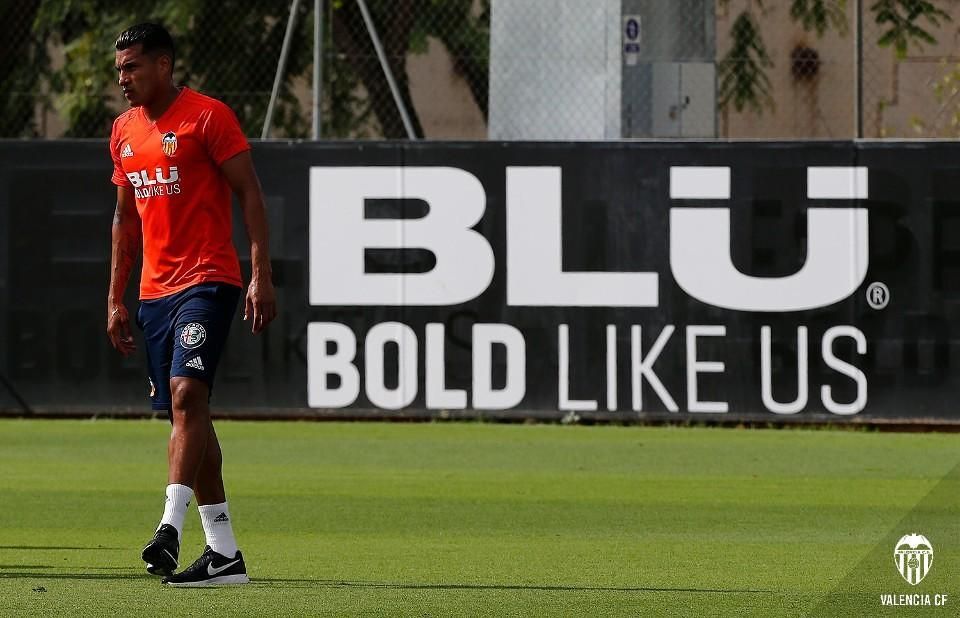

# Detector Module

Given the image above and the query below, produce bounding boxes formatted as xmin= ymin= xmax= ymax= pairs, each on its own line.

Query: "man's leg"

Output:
xmin=160 ymin=284 xmax=248 ymax=585
xmin=163 ymin=417 xmax=248 ymax=586
xmin=194 ymin=423 xmax=240 ymax=559
xmin=168 ymin=376 xmax=211 ymax=486
xmin=138 ymin=297 xmax=187 ymax=577
xmin=194 ymin=422 xmax=225 ymax=504
xmin=145 ymin=376 xmax=210 ymax=571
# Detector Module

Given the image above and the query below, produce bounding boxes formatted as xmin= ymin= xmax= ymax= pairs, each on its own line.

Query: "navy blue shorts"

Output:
xmin=136 ymin=282 xmax=242 ymax=413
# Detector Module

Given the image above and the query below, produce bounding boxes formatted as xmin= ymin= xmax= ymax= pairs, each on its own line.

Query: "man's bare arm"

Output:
xmin=107 ymin=185 xmax=141 ymax=356
xmin=220 ymin=150 xmax=277 ymax=333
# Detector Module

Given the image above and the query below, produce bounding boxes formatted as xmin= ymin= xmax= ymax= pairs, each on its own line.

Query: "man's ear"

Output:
xmin=158 ymin=54 xmax=173 ymax=79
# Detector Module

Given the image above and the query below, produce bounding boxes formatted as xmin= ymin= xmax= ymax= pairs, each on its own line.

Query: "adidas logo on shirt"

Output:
xmin=214 ymin=512 xmax=229 ymax=523
xmin=120 ymin=143 xmax=134 ymax=158
xmin=186 ymin=357 xmax=205 ymax=371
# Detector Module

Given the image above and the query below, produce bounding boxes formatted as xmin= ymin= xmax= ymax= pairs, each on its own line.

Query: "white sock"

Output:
xmin=199 ymin=502 xmax=239 ymax=558
xmin=158 ymin=483 xmax=193 ymax=541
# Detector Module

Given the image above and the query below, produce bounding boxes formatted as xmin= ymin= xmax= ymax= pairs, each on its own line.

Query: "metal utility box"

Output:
xmin=621 ymin=0 xmax=716 ymax=137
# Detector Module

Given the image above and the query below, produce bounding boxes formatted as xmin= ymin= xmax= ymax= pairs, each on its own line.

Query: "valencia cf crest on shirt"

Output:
xmin=161 ymin=131 xmax=178 ymax=156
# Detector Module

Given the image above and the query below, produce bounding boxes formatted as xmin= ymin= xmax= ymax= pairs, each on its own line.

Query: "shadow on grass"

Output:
xmin=0 ymin=546 xmax=123 ymax=551
xmin=0 ymin=572 xmax=150 ymax=581
xmin=252 ymin=579 xmax=773 ymax=595
xmin=0 ymin=572 xmax=771 ymax=594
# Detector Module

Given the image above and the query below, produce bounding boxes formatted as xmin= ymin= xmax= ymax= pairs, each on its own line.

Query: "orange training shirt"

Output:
xmin=110 ymin=87 xmax=249 ymax=300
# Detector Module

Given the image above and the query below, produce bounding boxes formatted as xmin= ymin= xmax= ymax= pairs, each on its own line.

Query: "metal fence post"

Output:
xmin=313 ymin=0 xmax=324 ymax=140
xmin=356 ymin=0 xmax=417 ymax=139
xmin=263 ymin=0 xmax=302 ymax=139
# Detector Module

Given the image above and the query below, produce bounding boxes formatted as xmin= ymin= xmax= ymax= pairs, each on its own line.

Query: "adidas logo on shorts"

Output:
xmin=186 ymin=357 xmax=205 ymax=371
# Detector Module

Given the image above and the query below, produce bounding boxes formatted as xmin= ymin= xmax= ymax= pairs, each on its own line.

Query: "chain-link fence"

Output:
xmin=3 ymin=0 xmax=960 ymax=140
xmin=719 ymin=0 xmax=960 ymax=140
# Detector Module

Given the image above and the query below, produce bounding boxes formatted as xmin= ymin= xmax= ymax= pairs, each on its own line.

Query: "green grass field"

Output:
xmin=0 ymin=419 xmax=957 ymax=616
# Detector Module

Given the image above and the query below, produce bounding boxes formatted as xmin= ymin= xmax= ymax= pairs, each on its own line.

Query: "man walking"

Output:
xmin=106 ymin=23 xmax=276 ymax=586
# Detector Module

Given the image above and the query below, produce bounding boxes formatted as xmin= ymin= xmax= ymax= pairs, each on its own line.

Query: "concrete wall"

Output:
xmin=717 ymin=2 xmax=960 ymax=138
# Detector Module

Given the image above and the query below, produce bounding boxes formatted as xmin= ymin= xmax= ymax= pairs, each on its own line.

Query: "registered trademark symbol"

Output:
xmin=866 ymin=282 xmax=889 ymax=310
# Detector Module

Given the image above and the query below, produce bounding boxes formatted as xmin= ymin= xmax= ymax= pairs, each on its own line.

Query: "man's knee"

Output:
xmin=170 ymin=377 xmax=209 ymax=415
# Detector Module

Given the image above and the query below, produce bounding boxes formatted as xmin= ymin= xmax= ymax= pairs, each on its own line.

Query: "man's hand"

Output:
xmin=221 ymin=151 xmax=277 ymax=335
xmin=107 ymin=303 xmax=136 ymax=356
xmin=108 ymin=185 xmax=140 ymax=357
xmin=244 ymin=274 xmax=277 ymax=334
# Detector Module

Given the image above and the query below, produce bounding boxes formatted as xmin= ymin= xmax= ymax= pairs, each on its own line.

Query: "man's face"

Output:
xmin=115 ymin=45 xmax=169 ymax=107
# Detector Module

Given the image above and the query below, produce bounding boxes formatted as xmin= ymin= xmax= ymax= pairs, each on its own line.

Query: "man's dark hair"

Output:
xmin=116 ymin=23 xmax=175 ymax=69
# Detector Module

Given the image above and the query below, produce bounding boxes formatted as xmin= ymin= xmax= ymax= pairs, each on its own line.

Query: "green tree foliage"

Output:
xmin=718 ymin=11 xmax=773 ymax=113
xmin=909 ymin=59 xmax=960 ymax=136
xmin=0 ymin=0 xmax=312 ymax=138
xmin=0 ymin=2 xmax=42 ymax=136
xmin=872 ymin=0 xmax=950 ymax=57
xmin=791 ymin=0 xmax=848 ymax=36
xmin=0 ymin=0 xmax=490 ymax=138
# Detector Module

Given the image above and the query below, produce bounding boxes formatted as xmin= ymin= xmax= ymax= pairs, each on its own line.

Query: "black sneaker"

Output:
xmin=162 ymin=546 xmax=249 ymax=587
xmin=141 ymin=524 xmax=179 ymax=576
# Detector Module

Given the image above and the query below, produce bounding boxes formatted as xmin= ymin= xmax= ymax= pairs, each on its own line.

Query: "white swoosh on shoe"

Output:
xmin=207 ymin=559 xmax=241 ymax=577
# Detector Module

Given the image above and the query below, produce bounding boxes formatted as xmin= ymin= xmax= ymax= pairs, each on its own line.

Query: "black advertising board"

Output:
xmin=0 ymin=141 xmax=955 ymax=422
